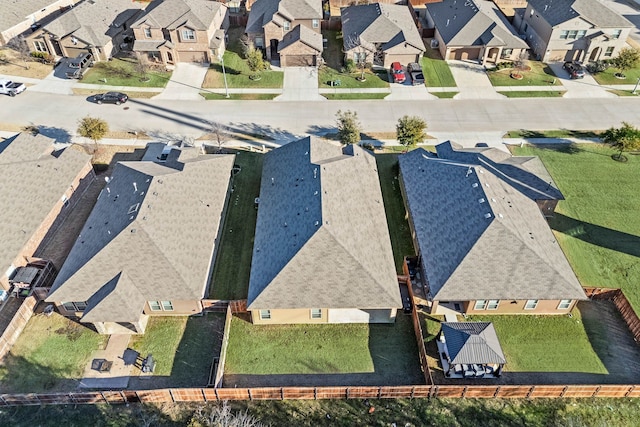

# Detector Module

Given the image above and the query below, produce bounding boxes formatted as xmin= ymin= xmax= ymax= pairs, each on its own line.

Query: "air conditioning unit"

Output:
xmin=430 ymin=39 xmax=439 ymax=48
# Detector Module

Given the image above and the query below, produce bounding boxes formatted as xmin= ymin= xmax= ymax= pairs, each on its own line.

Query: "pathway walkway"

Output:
xmin=79 ymin=334 xmax=132 ymax=389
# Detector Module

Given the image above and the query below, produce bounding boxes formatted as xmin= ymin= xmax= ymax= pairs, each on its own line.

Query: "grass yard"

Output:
xmin=375 ymin=154 xmax=417 ymax=272
xmin=431 ymin=91 xmax=458 ymax=98
xmin=505 ymin=129 xmax=601 ymax=139
xmin=498 ymin=90 xmax=566 ymax=98
xmin=203 ymin=28 xmax=284 ymax=89
xmin=128 ymin=313 xmax=224 ymax=388
xmin=607 ymin=89 xmax=638 ymax=97
xmin=488 ymin=61 xmax=560 ymax=86
xmin=200 ymin=92 xmax=278 ymax=100
xmin=72 ymin=88 xmax=160 ymax=98
xmin=225 ymin=314 xmax=422 ymax=385
xmin=420 ymin=47 xmax=456 ymax=87
xmin=512 ymin=144 xmax=640 ymax=311
xmin=591 ymin=66 xmax=640 ymax=85
xmin=0 ymin=48 xmax=54 ymax=79
xmin=322 ymin=92 xmax=388 ymax=100
xmin=468 ymin=310 xmax=607 ymax=374
xmin=0 ymin=313 xmax=107 ymax=393
xmin=82 ymin=58 xmax=171 ymax=87
xmin=209 ymin=151 xmax=263 ymax=299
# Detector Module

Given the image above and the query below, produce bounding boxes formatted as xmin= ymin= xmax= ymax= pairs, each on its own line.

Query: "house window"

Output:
xmin=487 ymin=300 xmax=500 ymax=310
xmin=182 ymin=29 xmax=196 ymax=41
xmin=312 ymin=19 xmax=319 ymax=29
xmin=612 ymin=29 xmax=622 ymax=39
xmin=149 ymin=301 xmax=162 ymax=311
xmin=260 ymin=309 xmax=271 ymax=320
xmin=167 ymin=52 xmax=173 ymax=62
xmin=501 ymin=48 xmax=513 ymax=59
xmin=559 ymin=30 xmax=568 ymax=40
xmin=605 ymin=46 xmax=615 ymax=57
xmin=62 ymin=301 xmax=87 ymax=311
xmin=311 ymin=308 xmax=322 ymax=319
xmin=144 ymin=27 xmax=152 ymax=38
xmin=353 ymin=52 xmax=366 ymax=63
xmin=525 ymin=299 xmax=538 ymax=310
xmin=34 ymin=40 xmax=47 ymax=52
xmin=283 ymin=21 xmax=290 ymax=31
xmin=161 ymin=301 xmax=174 ymax=311
xmin=558 ymin=300 xmax=572 ymax=310
xmin=576 ymin=30 xmax=586 ymax=39
xmin=474 ymin=300 xmax=487 ymax=310
xmin=255 ymin=36 xmax=264 ymax=48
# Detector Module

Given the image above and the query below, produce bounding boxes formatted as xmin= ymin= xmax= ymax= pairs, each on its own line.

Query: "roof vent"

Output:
xmin=133 ymin=182 xmax=138 ymax=192
xmin=484 ymin=213 xmax=492 ymax=219
xmin=472 ymin=182 xmax=478 ymax=188
xmin=128 ymin=203 xmax=140 ymax=214
xmin=131 ymin=228 xmax=136 ymax=233
xmin=478 ymin=198 xmax=485 ymax=203
xmin=498 ymin=213 xmax=503 ymax=218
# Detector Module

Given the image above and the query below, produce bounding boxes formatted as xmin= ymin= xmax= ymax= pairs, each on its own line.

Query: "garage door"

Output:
xmin=328 ymin=309 xmax=394 ymax=323
xmin=449 ymin=48 xmax=480 ymax=61
xmin=177 ymin=50 xmax=207 ymax=63
xmin=282 ymin=54 xmax=315 ymax=67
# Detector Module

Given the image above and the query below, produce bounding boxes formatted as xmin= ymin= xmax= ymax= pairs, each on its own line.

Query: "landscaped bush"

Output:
xmin=494 ymin=61 xmax=513 ymax=70
xmin=587 ymin=60 xmax=609 ymax=74
xmin=344 ymin=58 xmax=356 ymax=73
xmin=30 ymin=51 xmax=54 ymax=64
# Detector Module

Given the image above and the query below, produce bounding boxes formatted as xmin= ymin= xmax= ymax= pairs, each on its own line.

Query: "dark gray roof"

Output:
xmin=246 ymin=0 xmax=322 ymax=34
xmin=398 ymin=145 xmax=586 ymax=302
xmin=442 ymin=322 xmax=506 ymax=364
xmin=47 ymin=145 xmax=235 ymax=324
xmin=0 ymin=133 xmax=90 ymax=279
xmin=341 ymin=4 xmax=424 ymax=53
xmin=528 ymin=0 xmax=632 ymax=28
xmin=0 ymin=0 xmax=79 ymax=33
xmin=278 ymin=24 xmax=322 ymax=53
xmin=43 ymin=0 xmax=144 ymax=47
xmin=132 ymin=0 xmax=225 ymax=31
xmin=427 ymin=0 xmax=527 ymax=48
xmin=247 ymin=137 xmax=400 ymax=310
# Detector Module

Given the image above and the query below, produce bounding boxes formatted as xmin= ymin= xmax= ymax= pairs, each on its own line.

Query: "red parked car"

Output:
xmin=390 ymin=62 xmax=406 ymax=83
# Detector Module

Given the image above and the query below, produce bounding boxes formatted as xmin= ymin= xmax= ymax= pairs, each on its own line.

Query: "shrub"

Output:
xmin=495 ymin=61 xmax=513 ymax=70
xmin=30 ymin=51 xmax=54 ymax=64
xmin=586 ymin=60 xmax=608 ymax=74
xmin=344 ymin=58 xmax=356 ymax=73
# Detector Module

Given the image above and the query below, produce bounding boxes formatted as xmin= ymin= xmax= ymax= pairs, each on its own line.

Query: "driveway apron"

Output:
xmin=275 ymin=66 xmax=325 ymax=101
xmin=447 ymin=60 xmax=505 ymax=99
xmin=29 ymin=70 xmax=76 ymax=95
xmin=153 ymin=62 xmax=209 ymax=101
xmin=547 ymin=62 xmax=616 ymax=98
xmin=387 ymin=71 xmax=438 ymax=100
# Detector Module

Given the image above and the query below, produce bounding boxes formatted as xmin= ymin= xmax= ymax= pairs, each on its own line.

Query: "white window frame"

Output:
xmin=149 ymin=301 xmax=162 ymax=311
xmin=312 ymin=19 xmax=319 ymax=29
xmin=487 ymin=300 xmax=500 ymax=310
xmin=144 ymin=27 xmax=152 ymax=38
xmin=559 ymin=30 xmax=568 ymax=40
xmin=576 ymin=30 xmax=586 ymax=39
xmin=310 ymin=308 xmax=322 ymax=319
xmin=182 ymin=29 xmax=196 ymax=41
xmin=260 ymin=309 xmax=271 ymax=320
xmin=283 ymin=21 xmax=290 ymax=31
xmin=605 ymin=46 xmax=614 ymax=57
xmin=161 ymin=300 xmax=174 ymax=311
xmin=34 ymin=40 xmax=47 ymax=52
xmin=612 ymin=29 xmax=622 ymax=39
xmin=525 ymin=299 xmax=538 ymax=310
xmin=557 ymin=300 xmax=572 ymax=310
xmin=474 ymin=300 xmax=487 ymax=310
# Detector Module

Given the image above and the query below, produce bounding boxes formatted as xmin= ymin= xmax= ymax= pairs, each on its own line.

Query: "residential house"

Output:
xmin=247 ymin=137 xmax=401 ymax=324
xmin=46 ymin=144 xmax=235 ymax=334
xmin=425 ymin=0 xmax=528 ymax=65
xmin=514 ymin=0 xmax=633 ymax=62
xmin=0 ymin=0 xmax=79 ymax=46
xmin=0 ymin=133 xmax=94 ymax=291
xmin=277 ymin=22 xmax=323 ymax=66
xmin=341 ymin=3 xmax=425 ymax=68
xmin=25 ymin=0 xmax=145 ymax=61
xmin=131 ymin=0 xmax=229 ymax=66
xmin=245 ymin=0 xmax=322 ymax=63
xmin=398 ymin=142 xmax=587 ymax=316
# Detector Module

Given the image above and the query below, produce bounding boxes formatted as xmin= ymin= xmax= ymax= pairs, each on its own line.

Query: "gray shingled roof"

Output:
xmin=427 ymin=0 xmax=527 ymax=48
xmin=43 ymin=0 xmax=144 ymax=47
xmin=47 ymin=146 xmax=235 ymax=324
xmin=132 ymin=0 xmax=224 ymax=31
xmin=0 ymin=133 xmax=91 ymax=280
xmin=528 ymin=0 xmax=632 ymax=28
xmin=0 ymin=0 xmax=76 ymax=33
xmin=278 ymin=24 xmax=322 ymax=53
xmin=246 ymin=0 xmax=322 ymax=34
xmin=442 ymin=322 xmax=506 ymax=364
xmin=398 ymin=146 xmax=586 ymax=302
xmin=247 ymin=137 xmax=400 ymax=310
xmin=341 ymin=4 xmax=425 ymax=53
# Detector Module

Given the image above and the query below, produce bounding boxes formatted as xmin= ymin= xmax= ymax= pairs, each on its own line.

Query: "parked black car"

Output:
xmin=563 ymin=61 xmax=585 ymax=79
xmin=93 ymin=92 xmax=128 ymax=105
xmin=64 ymin=52 xmax=94 ymax=79
xmin=407 ymin=62 xmax=425 ymax=85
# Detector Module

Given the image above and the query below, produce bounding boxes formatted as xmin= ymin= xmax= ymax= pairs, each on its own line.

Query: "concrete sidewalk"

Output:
xmin=78 ymin=334 xmax=132 ymax=389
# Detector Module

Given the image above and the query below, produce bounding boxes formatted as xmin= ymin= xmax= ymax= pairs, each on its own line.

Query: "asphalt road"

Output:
xmin=2 ymin=91 xmax=639 ymax=141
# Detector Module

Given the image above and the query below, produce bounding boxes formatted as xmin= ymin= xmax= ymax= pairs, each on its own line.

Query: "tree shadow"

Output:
xmin=530 ymin=142 xmax=583 ymax=154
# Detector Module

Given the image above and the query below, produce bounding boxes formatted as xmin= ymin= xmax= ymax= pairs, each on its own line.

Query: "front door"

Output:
xmin=51 ymin=39 xmax=63 ymax=56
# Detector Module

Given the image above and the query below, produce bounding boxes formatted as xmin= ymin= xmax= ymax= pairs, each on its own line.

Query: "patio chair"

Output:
xmin=453 ymin=364 xmax=463 ymax=376
xmin=462 ymin=364 xmax=475 ymax=378
xmin=473 ymin=364 xmax=486 ymax=377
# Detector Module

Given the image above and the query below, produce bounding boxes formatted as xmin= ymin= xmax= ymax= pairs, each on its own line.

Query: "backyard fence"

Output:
xmin=210 ymin=305 xmax=233 ymax=388
xmin=2 ymin=384 xmax=640 ymax=406
xmin=0 ymin=295 xmax=38 ymax=360
xmin=584 ymin=287 xmax=640 ymax=343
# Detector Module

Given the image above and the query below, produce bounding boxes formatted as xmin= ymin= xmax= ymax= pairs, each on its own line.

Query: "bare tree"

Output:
xmin=239 ymin=34 xmax=254 ymax=59
xmin=190 ymin=402 xmax=265 ymax=427
xmin=7 ymin=35 xmax=31 ymax=69
xmin=135 ymin=54 xmax=151 ymax=82
xmin=343 ymin=34 xmax=371 ymax=81
xmin=209 ymin=121 xmax=230 ymax=153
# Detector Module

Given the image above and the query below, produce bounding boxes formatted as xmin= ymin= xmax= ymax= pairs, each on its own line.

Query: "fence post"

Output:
xmin=100 ymin=391 xmax=108 ymax=404
xmin=560 ymin=386 xmax=568 ymax=397
xmin=201 ymin=389 xmax=207 ymax=402
xmin=410 ymin=387 xmax=415 ymax=399
xmin=120 ymin=391 xmax=127 ymax=403
xmin=493 ymin=386 xmax=501 ymax=398
xmin=592 ymin=386 xmax=602 ymax=398
xmin=461 ymin=386 xmax=468 ymax=398
xmin=346 ymin=387 xmax=350 ymax=399
xmin=314 ymin=388 xmax=318 ymax=400
xmin=377 ymin=387 xmax=381 ymax=399
xmin=280 ymin=388 xmax=284 ymax=400
xmin=625 ymin=385 xmax=636 ymax=397
xmin=168 ymin=389 xmax=175 ymax=403
xmin=214 ymin=388 xmax=220 ymax=400
xmin=248 ymin=389 xmax=253 ymax=401
xmin=526 ymin=385 xmax=535 ymax=399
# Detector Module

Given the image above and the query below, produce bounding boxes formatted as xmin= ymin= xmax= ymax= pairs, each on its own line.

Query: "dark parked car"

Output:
xmin=407 ymin=62 xmax=425 ymax=85
xmin=390 ymin=61 xmax=406 ymax=84
xmin=93 ymin=92 xmax=128 ymax=105
xmin=563 ymin=61 xmax=585 ymax=79
xmin=65 ymin=52 xmax=94 ymax=79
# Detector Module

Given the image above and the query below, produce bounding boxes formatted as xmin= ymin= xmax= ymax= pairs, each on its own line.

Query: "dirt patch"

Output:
xmin=0 ymin=48 xmax=54 ymax=79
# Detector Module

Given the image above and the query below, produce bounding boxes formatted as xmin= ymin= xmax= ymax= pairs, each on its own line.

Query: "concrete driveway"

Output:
xmin=275 ymin=66 xmax=325 ymax=101
xmin=387 ymin=70 xmax=437 ymax=100
xmin=447 ymin=60 xmax=505 ymax=100
xmin=547 ymin=62 xmax=616 ymax=98
xmin=153 ymin=62 xmax=209 ymax=101
xmin=28 ymin=70 xmax=76 ymax=95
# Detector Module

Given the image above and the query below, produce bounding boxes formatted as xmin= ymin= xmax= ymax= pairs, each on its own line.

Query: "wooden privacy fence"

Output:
xmin=211 ymin=305 xmax=233 ymax=387
xmin=0 ymin=295 xmax=38 ymax=360
xmin=584 ymin=287 xmax=640 ymax=343
xmin=2 ymin=384 xmax=640 ymax=406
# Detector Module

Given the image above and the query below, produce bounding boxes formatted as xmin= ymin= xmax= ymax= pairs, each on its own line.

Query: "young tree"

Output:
xmin=77 ymin=116 xmax=109 ymax=152
xmin=209 ymin=121 xmax=230 ymax=153
xmin=7 ymin=35 xmax=31 ymax=69
xmin=609 ymin=47 xmax=640 ymax=74
xmin=343 ymin=34 xmax=370 ymax=81
xmin=396 ymin=115 xmax=427 ymax=151
xmin=601 ymin=121 xmax=640 ymax=161
xmin=135 ymin=55 xmax=151 ymax=82
xmin=335 ymin=109 xmax=361 ymax=145
xmin=246 ymin=47 xmax=268 ymax=80
xmin=239 ymin=34 xmax=254 ymax=59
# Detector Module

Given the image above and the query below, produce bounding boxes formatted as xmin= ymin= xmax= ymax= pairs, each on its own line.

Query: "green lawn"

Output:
xmin=591 ymin=66 xmax=640 ymax=85
xmin=322 ymin=92 xmax=388 ymax=100
xmin=431 ymin=91 xmax=458 ymax=98
xmin=512 ymin=144 xmax=640 ymax=311
xmin=209 ymin=151 xmax=263 ymax=299
xmin=420 ymin=47 xmax=456 ymax=87
xmin=200 ymin=92 xmax=278 ymax=100
xmin=375 ymin=154 xmax=416 ymax=272
xmin=82 ymin=58 xmax=171 ymax=87
xmin=505 ymin=129 xmax=601 ymax=139
xmin=128 ymin=313 xmax=224 ymax=387
xmin=0 ymin=314 xmax=107 ymax=392
xmin=468 ymin=310 xmax=607 ymax=373
xmin=488 ymin=61 xmax=560 ymax=86
xmin=203 ymin=28 xmax=284 ymax=89
xmin=498 ymin=90 xmax=565 ymax=98
xmin=225 ymin=315 xmax=422 ymax=384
